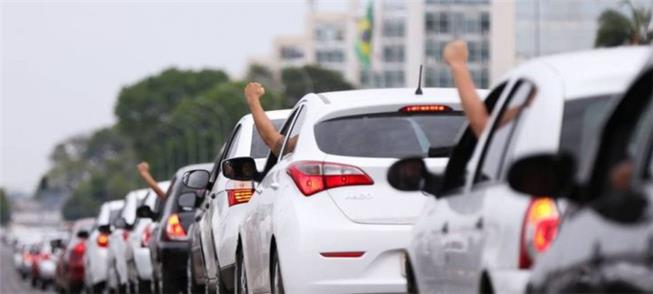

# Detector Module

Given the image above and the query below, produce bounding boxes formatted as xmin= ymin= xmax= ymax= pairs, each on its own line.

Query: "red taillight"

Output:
xmin=97 ymin=233 xmax=109 ymax=248
xmin=227 ymin=189 xmax=254 ymax=206
xmin=320 ymin=251 xmax=365 ymax=258
xmin=40 ymin=253 xmax=50 ymax=260
xmin=122 ymin=230 xmax=129 ymax=241
xmin=400 ymin=105 xmax=452 ymax=113
xmin=141 ymin=224 xmax=152 ymax=247
xmin=287 ymin=161 xmax=374 ymax=196
xmin=165 ymin=214 xmax=187 ymax=240
xmin=72 ymin=242 xmax=85 ymax=256
xmin=519 ymin=198 xmax=559 ymax=269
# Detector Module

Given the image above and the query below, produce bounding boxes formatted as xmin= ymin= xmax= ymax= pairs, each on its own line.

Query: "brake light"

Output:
xmin=287 ymin=161 xmax=374 ymax=196
xmin=165 ymin=214 xmax=187 ymax=240
xmin=320 ymin=251 xmax=365 ymax=258
xmin=227 ymin=189 xmax=254 ymax=206
xmin=141 ymin=224 xmax=152 ymax=247
xmin=97 ymin=233 xmax=109 ymax=248
xmin=519 ymin=198 xmax=559 ymax=269
xmin=41 ymin=253 xmax=50 ymax=260
xmin=122 ymin=230 xmax=129 ymax=241
xmin=72 ymin=242 xmax=85 ymax=255
xmin=400 ymin=105 xmax=452 ymax=113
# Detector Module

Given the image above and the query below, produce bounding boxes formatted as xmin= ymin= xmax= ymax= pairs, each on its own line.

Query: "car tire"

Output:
xmin=161 ymin=266 xmax=183 ymax=294
xmin=137 ymin=279 xmax=152 ymax=294
xmin=406 ymin=259 xmax=418 ymax=294
xmin=214 ymin=258 xmax=232 ymax=294
xmin=234 ymin=246 xmax=247 ymax=294
xmin=270 ymin=250 xmax=285 ymax=294
xmin=187 ymin=257 xmax=204 ymax=294
xmin=31 ymin=277 xmax=38 ymax=288
xmin=40 ymin=279 xmax=48 ymax=290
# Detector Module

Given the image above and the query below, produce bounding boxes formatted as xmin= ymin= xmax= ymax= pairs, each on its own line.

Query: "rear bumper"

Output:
xmin=490 ymin=269 xmax=530 ymax=294
xmin=38 ymin=261 xmax=57 ymax=279
xmin=133 ymin=246 xmax=153 ymax=280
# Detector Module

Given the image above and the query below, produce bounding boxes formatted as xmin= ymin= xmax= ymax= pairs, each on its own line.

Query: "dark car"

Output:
xmin=137 ymin=163 xmax=212 ymax=294
xmin=508 ymin=53 xmax=653 ymax=293
xmin=54 ymin=218 xmax=94 ymax=294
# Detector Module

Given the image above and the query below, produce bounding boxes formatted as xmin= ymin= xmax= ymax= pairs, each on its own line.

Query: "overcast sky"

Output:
xmin=1 ymin=0 xmax=348 ymax=193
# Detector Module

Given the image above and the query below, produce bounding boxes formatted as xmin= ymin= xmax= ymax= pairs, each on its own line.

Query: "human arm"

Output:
xmin=443 ymin=40 xmax=488 ymax=137
xmin=137 ymin=162 xmax=166 ymax=199
xmin=244 ymin=82 xmax=285 ymax=155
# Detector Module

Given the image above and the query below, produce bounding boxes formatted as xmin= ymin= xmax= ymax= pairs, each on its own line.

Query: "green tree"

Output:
xmin=281 ymin=65 xmax=354 ymax=105
xmin=0 ymin=188 xmax=11 ymax=225
xmin=595 ymin=0 xmax=652 ymax=47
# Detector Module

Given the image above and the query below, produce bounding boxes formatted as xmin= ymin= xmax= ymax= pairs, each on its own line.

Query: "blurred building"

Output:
xmin=255 ymin=0 xmax=648 ymax=89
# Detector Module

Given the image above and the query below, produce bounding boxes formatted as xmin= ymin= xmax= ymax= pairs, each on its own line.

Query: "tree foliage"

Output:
xmin=0 ymin=188 xmax=10 ymax=225
xmin=281 ymin=65 xmax=354 ymax=105
xmin=595 ymin=0 xmax=652 ymax=47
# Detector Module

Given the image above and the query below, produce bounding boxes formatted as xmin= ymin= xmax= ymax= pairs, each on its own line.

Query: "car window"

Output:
xmin=225 ymin=125 xmax=242 ymax=159
xmin=261 ymin=107 xmax=301 ymax=175
xmin=251 ymin=119 xmax=285 ymax=158
xmin=474 ymin=80 xmax=536 ymax=184
xmin=280 ymin=107 xmax=307 ymax=159
xmin=315 ymin=112 xmax=464 ymax=158
xmin=559 ymin=96 xmax=614 ymax=160
xmin=439 ymin=82 xmax=507 ymax=194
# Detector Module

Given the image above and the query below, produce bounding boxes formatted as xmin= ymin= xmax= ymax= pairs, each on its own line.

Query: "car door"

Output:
xmin=244 ymin=107 xmax=303 ymax=292
xmin=442 ymin=78 xmax=541 ymax=293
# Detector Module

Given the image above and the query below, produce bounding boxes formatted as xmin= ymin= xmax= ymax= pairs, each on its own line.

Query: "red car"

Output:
xmin=54 ymin=218 xmax=94 ymax=294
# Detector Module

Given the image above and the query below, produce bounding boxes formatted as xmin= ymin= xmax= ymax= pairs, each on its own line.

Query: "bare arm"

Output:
xmin=137 ymin=162 xmax=166 ymax=199
xmin=443 ymin=40 xmax=488 ymax=137
xmin=245 ymin=82 xmax=284 ymax=155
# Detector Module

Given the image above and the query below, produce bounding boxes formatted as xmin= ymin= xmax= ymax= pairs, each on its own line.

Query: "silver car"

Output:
xmin=84 ymin=199 xmax=124 ymax=293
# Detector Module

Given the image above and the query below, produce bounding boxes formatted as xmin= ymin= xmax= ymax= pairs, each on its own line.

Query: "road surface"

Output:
xmin=0 ymin=243 xmax=54 ymax=294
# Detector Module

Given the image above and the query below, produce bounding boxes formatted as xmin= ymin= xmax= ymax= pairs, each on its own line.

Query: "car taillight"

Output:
xmin=400 ymin=105 xmax=452 ymax=113
xmin=122 ymin=230 xmax=129 ymax=241
xmin=227 ymin=189 xmax=254 ymax=206
xmin=72 ymin=242 xmax=85 ymax=256
xmin=97 ymin=233 xmax=109 ymax=248
xmin=141 ymin=224 xmax=152 ymax=247
xmin=165 ymin=214 xmax=187 ymax=240
xmin=519 ymin=198 xmax=559 ymax=269
xmin=41 ymin=253 xmax=50 ymax=260
xmin=287 ymin=161 xmax=374 ymax=196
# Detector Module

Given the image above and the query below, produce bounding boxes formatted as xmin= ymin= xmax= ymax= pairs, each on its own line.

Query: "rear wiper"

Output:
xmin=428 ymin=146 xmax=453 ymax=157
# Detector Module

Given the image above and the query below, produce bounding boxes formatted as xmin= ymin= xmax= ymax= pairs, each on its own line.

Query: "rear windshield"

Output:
xmin=251 ymin=119 xmax=285 ymax=158
xmin=109 ymin=209 xmax=121 ymax=225
xmin=559 ymin=96 xmax=614 ymax=159
xmin=315 ymin=112 xmax=465 ymax=158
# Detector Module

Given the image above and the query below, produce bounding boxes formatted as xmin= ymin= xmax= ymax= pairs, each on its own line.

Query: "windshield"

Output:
xmin=315 ymin=112 xmax=465 ymax=158
xmin=250 ymin=118 xmax=285 ymax=158
xmin=559 ymin=96 xmax=614 ymax=159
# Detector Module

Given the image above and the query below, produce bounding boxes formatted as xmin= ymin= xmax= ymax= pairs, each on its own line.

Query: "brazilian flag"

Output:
xmin=356 ymin=1 xmax=373 ymax=69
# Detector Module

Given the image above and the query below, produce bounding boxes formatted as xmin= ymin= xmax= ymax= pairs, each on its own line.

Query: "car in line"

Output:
xmin=84 ymin=199 xmax=125 ymax=294
xmin=183 ymin=109 xmax=290 ymax=293
xmin=107 ymin=188 xmax=150 ymax=293
xmin=126 ymin=181 xmax=171 ymax=294
xmin=136 ymin=163 xmax=213 ymax=294
xmin=507 ymin=52 xmax=653 ymax=293
xmin=386 ymin=46 xmax=650 ymax=293
xmin=220 ymin=87 xmax=484 ymax=293
xmin=54 ymin=218 xmax=94 ymax=294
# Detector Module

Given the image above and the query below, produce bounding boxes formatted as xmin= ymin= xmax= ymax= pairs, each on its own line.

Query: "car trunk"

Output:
xmin=323 ymin=155 xmax=447 ymax=225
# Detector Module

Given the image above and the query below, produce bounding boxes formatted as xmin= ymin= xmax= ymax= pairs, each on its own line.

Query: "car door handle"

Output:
xmin=475 ymin=217 xmax=483 ymax=230
xmin=441 ymin=222 xmax=449 ymax=234
xmin=270 ymin=182 xmax=280 ymax=190
xmin=210 ymin=193 xmax=216 ymax=199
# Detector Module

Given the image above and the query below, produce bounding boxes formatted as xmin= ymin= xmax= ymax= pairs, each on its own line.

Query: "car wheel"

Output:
xmin=270 ymin=250 xmax=284 ymax=294
xmin=137 ymin=279 xmax=152 ymax=294
xmin=161 ymin=266 xmax=182 ymax=294
xmin=40 ymin=279 xmax=48 ymax=290
xmin=234 ymin=246 xmax=247 ymax=294
xmin=406 ymin=259 xmax=418 ymax=294
xmin=187 ymin=257 xmax=204 ymax=294
xmin=31 ymin=277 xmax=38 ymax=288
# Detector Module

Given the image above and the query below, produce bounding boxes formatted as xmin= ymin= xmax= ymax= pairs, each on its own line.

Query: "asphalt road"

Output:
xmin=0 ymin=243 xmax=54 ymax=294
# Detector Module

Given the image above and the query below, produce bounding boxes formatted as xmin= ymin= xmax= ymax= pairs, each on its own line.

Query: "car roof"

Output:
xmin=312 ymin=87 xmax=488 ymax=106
xmin=523 ymin=46 xmax=650 ymax=99
xmin=102 ymin=199 xmax=125 ymax=210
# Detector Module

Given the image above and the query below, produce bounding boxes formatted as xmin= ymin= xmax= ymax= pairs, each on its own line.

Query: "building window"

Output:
xmin=315 ymin=25 xmax=345 ymax=42
xmin=384 ymin=70 xmax=405 ymax=87
xmin=481 ymin=12 xmax=490 ymax=34
xmin=468 ymin=41 xmax=479 ymax=62
xmin=383 ymin=45 xmax=405 ymax=62
xmin=383 ymin=19 xmax=405 ymax=37
xmin=280 ymin=46 xmax=304 ymax=60
xmin=425 ymin=39 xmax=447 ymax=60
xmin=316 ymin=50 xmax=345 ymax=63
xmin=481 ymin=39 xmax=490 ymax=61
xmin=437 ymin=67 xmax=453 ymax=87
xmin=426 ymin=12 xmax=450 ymax=33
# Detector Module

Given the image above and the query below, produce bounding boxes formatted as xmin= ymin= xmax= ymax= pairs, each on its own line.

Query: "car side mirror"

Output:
xmin=507 ymin=153 xmax=576 ymax=197
xmin=136 ymin=205 xmax=155 ymax=219
xmin=222 ymin=157 xmax=261 ymax=181
xmin=183 ymin=169 xmax=210 ymax=189
xmin=387 ymin=157 xmax=441 ymax=195
xmin=76 ymin=230 xmax=90 ymax=239
xmin=98 ymin=224 xmax=112 ymax=234
xmin=177 ymin=192 xmax=198 ymax=210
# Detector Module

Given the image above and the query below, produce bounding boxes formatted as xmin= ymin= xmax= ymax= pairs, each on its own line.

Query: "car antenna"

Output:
xmin=415 ymin=65 xmax=423 ymax=95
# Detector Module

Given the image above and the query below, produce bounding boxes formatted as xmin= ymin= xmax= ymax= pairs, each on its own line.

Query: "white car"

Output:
xmin=84 ymin=199 xmax=125 ymax=293
xmin=107 ymin=188 xmax=150 ymax=293
xmin=184 ymin=109 xmax=291 ymax=293
xmin=220 ymin=88 xmax=485 ymax=293
xmin=126 ymin=181 xmax=170 ymax=294
xmin=387 ymin=47 xmax=650 ymax=293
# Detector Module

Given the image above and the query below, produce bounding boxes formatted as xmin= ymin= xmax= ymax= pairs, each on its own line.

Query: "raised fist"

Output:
xmin=443 ymin=40 xmax=469 ymax=67
xmin=245 ymin=82 xmax=266 ymax=103
xmin=137 ymin=162 xmax=150 ymax=174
